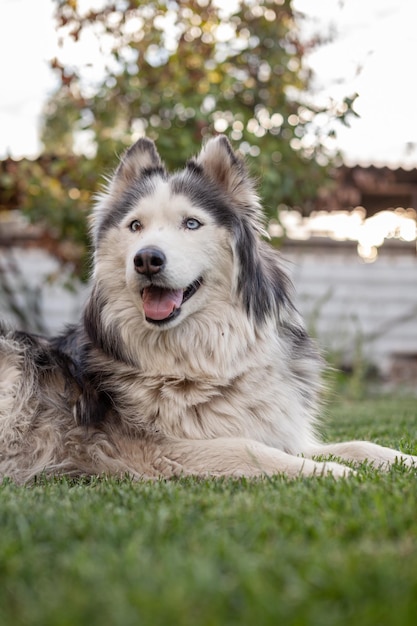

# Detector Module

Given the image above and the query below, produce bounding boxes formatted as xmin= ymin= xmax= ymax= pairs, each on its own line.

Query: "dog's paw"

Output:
xmin=395 ymin=453 xmax=417 ymax=469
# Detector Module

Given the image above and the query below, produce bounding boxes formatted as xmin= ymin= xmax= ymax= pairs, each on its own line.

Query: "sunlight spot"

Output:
xmin=357 ymin=243 xmax=378 ymax=263
xmin=214 ymin=23 xmax=235 ymax=43
xmin=271 ymin=113 xmax=284 ymax=127
xmin=214 ymin=118 xmax=228 ymax=133
xmin=268 ymin=219 xmax=284 ymax=237
xmin=201 ymin=95 xmax=216 ymax=114
xmin=264 ymin=9 xmax=276 ymax=22
xmin=68 ymin=188 xmax=81 ymax=200
xmin=270 ymin=206 xmax=417 ymax=261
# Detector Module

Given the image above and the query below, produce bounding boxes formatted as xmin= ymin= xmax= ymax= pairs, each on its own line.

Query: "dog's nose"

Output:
xmin=134 ymin=247 xmax=166 ymax=276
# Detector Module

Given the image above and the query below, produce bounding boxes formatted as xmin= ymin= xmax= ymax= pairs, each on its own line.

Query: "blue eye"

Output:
xmin=129 ymin=220 xmax=142 ymax=232
xmin=184 ymin=218 xmax=202 ymax=230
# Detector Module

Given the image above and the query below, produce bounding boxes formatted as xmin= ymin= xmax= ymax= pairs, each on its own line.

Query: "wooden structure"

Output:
xmin=317 ymin=165 xmax=417 ymax=214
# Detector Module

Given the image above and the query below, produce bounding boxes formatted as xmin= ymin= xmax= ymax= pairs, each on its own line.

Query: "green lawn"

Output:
xmin=1 ymin=394 xmax=417 ymax=626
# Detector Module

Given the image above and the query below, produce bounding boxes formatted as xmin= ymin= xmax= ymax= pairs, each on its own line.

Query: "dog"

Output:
xmin=0 ymin=135 xmax=416 ymax=483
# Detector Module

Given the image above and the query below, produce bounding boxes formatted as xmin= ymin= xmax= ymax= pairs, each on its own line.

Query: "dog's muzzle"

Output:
xmin=134 ymin=247 xmax=202 ymax=324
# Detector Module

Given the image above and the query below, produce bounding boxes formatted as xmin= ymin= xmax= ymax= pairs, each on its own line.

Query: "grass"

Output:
xmin=1 ymin=393 xmax=417 ymax=626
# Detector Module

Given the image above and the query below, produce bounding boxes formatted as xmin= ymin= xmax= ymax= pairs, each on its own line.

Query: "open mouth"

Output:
xmin=141 ymin=277 xmax=203 ymax=325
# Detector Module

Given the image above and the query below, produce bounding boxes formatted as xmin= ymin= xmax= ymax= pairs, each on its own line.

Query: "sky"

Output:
xmin=1 ymin=0 xmax=417 ymax=168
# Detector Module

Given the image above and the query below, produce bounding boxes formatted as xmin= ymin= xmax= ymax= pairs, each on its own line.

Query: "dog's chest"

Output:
xmin=113 ymin=330 xmax=314 ymax=445
xmin=123 ymin=365 xmax=282 ymax=441
xmin=140 ymin=375 xmax=227 ymax=416
xmin=118 ymin=370 xmax=237 ymax=436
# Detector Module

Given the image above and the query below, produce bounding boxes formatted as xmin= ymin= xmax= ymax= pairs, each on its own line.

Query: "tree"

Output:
xmin=44 ymin=0 xmax=355 ymax=216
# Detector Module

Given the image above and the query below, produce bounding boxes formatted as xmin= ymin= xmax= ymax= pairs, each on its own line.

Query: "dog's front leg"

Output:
xmin=303 ymin=441 xmax=417 ymax=470
xmin=159 ymin=437 xmax=353 ymax=479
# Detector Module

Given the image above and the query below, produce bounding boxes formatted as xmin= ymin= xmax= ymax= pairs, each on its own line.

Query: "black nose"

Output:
xmin=134 ymin=247 xmax=166 ymax=276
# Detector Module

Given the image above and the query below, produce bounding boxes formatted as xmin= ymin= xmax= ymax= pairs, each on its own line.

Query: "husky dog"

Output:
xmin=0 ymin=136 xmax=416 ymax=483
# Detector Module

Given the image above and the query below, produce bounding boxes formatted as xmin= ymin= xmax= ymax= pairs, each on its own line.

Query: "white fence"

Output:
xmin=0 ymin=247 xmax=87 ymax=335
xmin=281 ymin=239 xmax=417 ymax=379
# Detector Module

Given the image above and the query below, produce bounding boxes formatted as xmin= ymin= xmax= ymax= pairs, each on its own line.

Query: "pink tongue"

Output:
xmin=142 ymin=286 xmax=183 ymax=321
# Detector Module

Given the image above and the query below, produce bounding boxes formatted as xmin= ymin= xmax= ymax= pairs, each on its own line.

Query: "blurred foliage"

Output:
xmin=0 ymin=156 xmax=92 ymax=278
xmin=1 ymin=0 xmax=357 ymax=280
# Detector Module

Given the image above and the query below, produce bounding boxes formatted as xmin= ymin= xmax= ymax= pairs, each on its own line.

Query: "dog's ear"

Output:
xmin=194 ymin=135 xmax=267 ymax=236
xmin=113 ymin=137 xmax=163 ymax=187
xmin=194 ymin=135 xmax=249 ymax=196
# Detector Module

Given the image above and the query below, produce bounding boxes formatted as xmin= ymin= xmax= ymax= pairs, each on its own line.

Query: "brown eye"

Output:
xmin=129 ymin=220 xmax=142 ymax=232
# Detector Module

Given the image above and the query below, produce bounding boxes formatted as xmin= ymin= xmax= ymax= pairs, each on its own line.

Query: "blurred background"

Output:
xmin=0 ymin=0 xmax=416 ymax=390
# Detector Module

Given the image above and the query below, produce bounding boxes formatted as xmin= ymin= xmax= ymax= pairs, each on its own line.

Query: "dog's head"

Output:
xmin=91 ymin=136 xmax=290 ymax=330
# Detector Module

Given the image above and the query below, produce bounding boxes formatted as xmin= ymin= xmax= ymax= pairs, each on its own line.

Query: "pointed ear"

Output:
xmin=194 ymin=135 xmax=246 ymax=194
xmin=113 ymin=137 xmax=163 ymax=187
xmin=194 ymin=135 xmax=267 ymax=234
